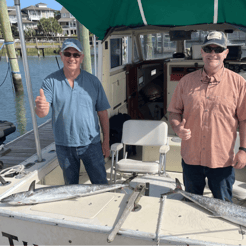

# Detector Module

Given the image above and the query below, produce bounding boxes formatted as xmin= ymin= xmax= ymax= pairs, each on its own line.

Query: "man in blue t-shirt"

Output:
xmin=35 ymin=39 xmax=110 ymax=185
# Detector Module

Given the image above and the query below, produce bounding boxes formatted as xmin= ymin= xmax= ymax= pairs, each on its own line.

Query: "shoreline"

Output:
xmin=0 ymin=42 xmax=97 ymax=57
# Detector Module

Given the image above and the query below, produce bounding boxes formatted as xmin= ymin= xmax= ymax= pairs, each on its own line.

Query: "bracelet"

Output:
xmin=239 ymin=147 xmax=246 ymax=152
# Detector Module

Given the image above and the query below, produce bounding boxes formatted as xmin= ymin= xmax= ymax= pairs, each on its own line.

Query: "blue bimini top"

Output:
xmin=42 ymin=69 xmax=110 ymax=147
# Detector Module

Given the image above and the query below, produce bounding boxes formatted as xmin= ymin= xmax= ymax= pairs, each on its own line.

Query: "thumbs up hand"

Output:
xmin=35 ymin=89 xmax=50 ymax=117
xmin=176 ymin=119 xmax=191 ymax=140
xmin=39 ymin=88 xmax=46 ymax=99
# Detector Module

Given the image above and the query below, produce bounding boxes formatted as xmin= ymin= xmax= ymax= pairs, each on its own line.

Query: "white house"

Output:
xmin=21 ymin=3 xmax=55 ymax=22
xmin=8 ymin=10 xmax=28 ymax=25
xmin=58 ymin=7 xmax=77 ymax=36
xmin=7 ymin=6 xmax=16 ymax=12
xmin=22 ymin=19 xmax=38 ymax=31
xmin=7 ymin=3 xmax=57 ymax=32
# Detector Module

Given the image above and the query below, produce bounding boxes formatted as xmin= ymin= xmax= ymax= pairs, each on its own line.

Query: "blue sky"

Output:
xmin=6 ymin=0 xmax=63 ymax=10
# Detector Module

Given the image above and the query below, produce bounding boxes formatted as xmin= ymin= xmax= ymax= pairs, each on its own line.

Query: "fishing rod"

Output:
xmin=55 ymin=56 xmax=60 ymax=69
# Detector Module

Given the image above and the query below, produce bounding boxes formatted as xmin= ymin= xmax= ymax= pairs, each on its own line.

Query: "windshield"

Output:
xmin=140 ymin=33 xmax=175 ymax=60
xmin=140 ymin=31 xmax=246 ymax=60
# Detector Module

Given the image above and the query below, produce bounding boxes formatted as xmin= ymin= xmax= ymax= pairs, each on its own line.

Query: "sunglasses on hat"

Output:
xmin=63 ymin=51 xmax=82 ymax=58
xmin=202 ymin=46 xmax=226 ymax=54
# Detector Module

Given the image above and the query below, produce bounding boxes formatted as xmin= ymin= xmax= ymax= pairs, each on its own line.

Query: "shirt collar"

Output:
xmin=201 ymin=65 xmax=224 ymax=84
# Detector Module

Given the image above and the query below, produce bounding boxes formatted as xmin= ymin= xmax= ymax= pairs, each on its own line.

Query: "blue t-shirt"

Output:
xmin=42 ymin=69 xmax=110 ymax=147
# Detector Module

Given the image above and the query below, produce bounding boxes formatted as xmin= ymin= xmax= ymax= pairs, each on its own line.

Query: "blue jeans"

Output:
xmin=182 ymin=159 xmax=235 ymax=202
xmin=56 ymin=142 xmax=108 ymax=185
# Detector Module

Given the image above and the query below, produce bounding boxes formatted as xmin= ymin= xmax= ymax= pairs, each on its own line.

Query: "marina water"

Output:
xmin=0 ymin=55 xmax=95 ymax=144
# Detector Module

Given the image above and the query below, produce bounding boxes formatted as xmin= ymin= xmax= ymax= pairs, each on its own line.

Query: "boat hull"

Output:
xmin=4 ymin=212 xmax=226 ymax=246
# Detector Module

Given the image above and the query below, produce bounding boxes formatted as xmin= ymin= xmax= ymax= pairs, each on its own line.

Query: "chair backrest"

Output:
xmin=122 ymin=120 xmax=168 ymax=146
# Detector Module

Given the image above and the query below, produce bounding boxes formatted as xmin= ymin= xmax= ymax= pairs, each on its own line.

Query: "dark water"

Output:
xmin=0 ymin=55 xmax=96 ymax=144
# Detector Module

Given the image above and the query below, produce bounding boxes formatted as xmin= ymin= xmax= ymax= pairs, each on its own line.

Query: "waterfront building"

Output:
xmin=58 ymin=7 xmax=77 ymax=36
xmin=21 ymin=3 xmax=55 ymax=22
xmin=8 ymin=9 xmax=28 ymax=25
xmin=8 ymin=10 xmax=37 ymax=31
xmin=6 ymin=3 xmax=57 ymax=33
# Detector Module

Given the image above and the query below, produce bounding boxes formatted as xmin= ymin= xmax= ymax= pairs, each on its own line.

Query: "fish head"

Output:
xmin=0 ymin=191 xmax=33 ymax=205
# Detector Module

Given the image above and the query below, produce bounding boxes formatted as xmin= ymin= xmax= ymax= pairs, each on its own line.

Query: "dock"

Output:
xmin=14 ymin=44 xmax=61 ymax=57
xmin=0 ymin=119 xmax=54 ymax=169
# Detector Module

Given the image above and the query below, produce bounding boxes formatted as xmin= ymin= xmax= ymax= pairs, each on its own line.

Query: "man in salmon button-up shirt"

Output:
xmin=168 ymin=31 xmax=246 ymax=202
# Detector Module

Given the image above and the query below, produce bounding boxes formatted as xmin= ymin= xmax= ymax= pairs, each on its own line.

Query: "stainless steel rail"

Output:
xmin=14 ymin=0 xmax=42 ymax=162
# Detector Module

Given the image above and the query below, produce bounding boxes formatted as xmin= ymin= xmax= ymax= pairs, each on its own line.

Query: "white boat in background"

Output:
xmin=1 ymin=0 xmax=246 ymax=245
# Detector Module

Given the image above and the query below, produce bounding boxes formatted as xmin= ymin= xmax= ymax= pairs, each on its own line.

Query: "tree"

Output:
xmin=11 ymin=25 xmax=19 ymax=37
xmin=37 ymin=18 xmax=62 ymax=36
xmin=0 ymin=24 xmax=19 ymax=38
xmin=54 ymin=11 xmax=61 ymax=20
xmin=24 ymin=27 xmax=36 ymax=38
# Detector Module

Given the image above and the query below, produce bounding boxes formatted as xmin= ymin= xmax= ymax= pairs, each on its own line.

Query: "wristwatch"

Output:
xmin=239 ymin=147 xmax=246 ymax=152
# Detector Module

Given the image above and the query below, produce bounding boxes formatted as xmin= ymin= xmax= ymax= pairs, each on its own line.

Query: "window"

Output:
xmin=110 ymin=37 xmax=129 ymax=69
xmin=140 ymin=32 xmax=176 ymax=60
xmin=185 ymin=31 xmax=209 ymax=49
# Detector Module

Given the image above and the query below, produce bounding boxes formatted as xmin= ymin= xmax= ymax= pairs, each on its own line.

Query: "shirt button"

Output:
xmin=206 ymin=97 xmax=210 ymax=99
xmin=204 ymin=109 xmax=208 ymax=112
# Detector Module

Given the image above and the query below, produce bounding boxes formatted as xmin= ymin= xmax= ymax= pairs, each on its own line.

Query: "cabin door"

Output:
xmin=126 ymin=64 xmax=142 ymax=119
xmin=126 ymin=61 xmax=165 ymax=120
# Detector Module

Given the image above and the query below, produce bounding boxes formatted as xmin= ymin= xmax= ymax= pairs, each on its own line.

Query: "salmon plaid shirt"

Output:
xmin=168 ymin=66 xmax=246 ymax=168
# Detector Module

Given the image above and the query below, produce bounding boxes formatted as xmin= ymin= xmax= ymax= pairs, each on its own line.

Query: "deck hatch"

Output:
xmin=31 ymin=193 xmax=116 ymax=219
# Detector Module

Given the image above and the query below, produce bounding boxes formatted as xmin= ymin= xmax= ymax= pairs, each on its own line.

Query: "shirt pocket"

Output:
xmin=213 ymin=95 xmax=237 ymax=117
xmin=183 ymin=90 xmax=201 ymax=115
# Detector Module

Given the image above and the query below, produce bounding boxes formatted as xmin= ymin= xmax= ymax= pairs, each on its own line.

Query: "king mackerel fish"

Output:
xmin=163 ymin=178 xmax=246 ymax=228
xmin=0 ymin=181 xmax=128 ymax=205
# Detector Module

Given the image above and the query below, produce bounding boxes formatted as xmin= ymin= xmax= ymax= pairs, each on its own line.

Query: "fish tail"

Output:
xmin=175 ymin=178 xmax=183 ymax=190
xmin=161 ymin=178 xmax=183 ymax=197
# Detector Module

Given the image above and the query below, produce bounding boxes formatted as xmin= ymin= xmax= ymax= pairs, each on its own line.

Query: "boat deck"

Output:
xmin=0 ymin=119 xmax=54 ymax=169
xmin=1 ymin=172 xmax=246 ymax=245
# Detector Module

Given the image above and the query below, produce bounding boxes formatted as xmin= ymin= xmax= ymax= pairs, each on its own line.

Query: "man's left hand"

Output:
xmin=102 ymin=141 xmax=110 ymax=158
xmin=233 ymin=150 xmax=246 ymax=169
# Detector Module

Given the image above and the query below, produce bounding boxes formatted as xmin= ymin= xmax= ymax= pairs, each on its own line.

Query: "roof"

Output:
xmin=8 ymin=10 xmax=28 ymax=17
xmin=22 ymin=19 xmax=37 ymax=24
xmin=8 ymin=10 xmax=17 ymax=16
xmin=22 ymin=5 xmax=55 ymax=11
xmin=7 ymin=6 xmax=16 ymax=11
xmin=58 ymin=17 xmax=75 ymax=22
xmin=60 ymin=7 xmax=69 ymax=14
xmin=56 ymin=0 xmax=246 ymax=41
xmin=36 ymin=3 xmax=47 ymax=5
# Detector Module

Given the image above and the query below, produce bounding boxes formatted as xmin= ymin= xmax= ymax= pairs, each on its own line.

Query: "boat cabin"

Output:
xmin=98 ymin=27 xmax=245 ymax=166
xmin=100 ymin=27 xmax=246 ymax=130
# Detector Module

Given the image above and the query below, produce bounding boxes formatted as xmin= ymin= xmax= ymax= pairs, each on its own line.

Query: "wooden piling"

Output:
xmin=76 ymin=21 xmax=92 ymax=73
xmin=42 ymin=48 xmax=45 ymax=57
xmin=0 ymin=0 xmax=23 ymax=93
